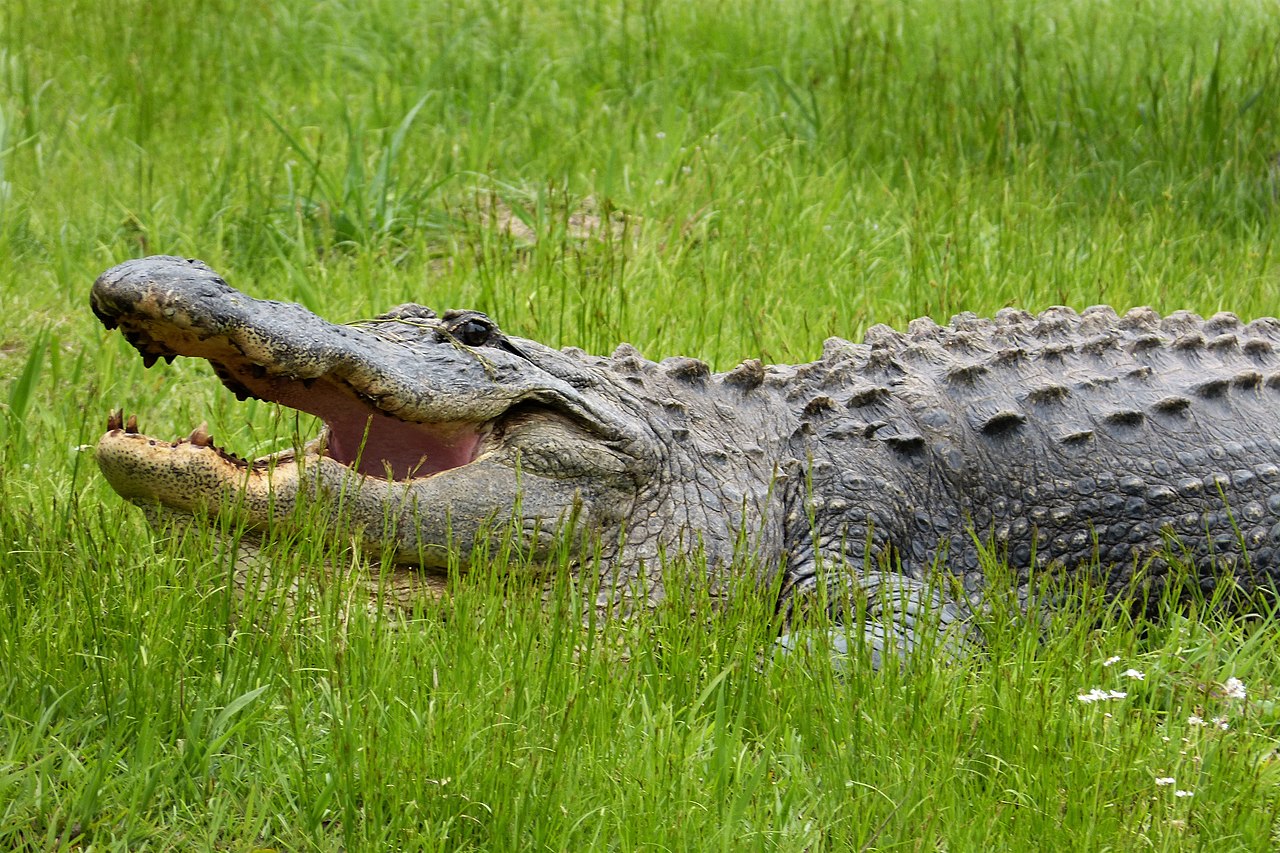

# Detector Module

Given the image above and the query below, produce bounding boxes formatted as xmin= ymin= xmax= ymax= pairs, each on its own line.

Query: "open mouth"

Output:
xmin=106 ymin=352 xmax=496 ymax=482
xmin=104 ymin=405 xmax=488 ymax=481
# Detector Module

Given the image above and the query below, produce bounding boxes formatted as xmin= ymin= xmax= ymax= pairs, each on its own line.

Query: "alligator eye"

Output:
xmin=454 ymin=318 xmax=493 ymax=346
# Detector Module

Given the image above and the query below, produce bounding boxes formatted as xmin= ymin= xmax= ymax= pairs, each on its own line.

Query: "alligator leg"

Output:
xmin=776 ymin=568 xmax=979 ymax=670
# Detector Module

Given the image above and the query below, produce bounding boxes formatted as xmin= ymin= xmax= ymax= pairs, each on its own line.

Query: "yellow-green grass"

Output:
xmin=3 ymin=0 xmax=1280 ymax=847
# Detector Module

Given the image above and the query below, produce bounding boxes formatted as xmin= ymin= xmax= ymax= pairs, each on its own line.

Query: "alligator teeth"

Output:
xmin=188 ymin=422 xmax=212 ymax=447
xmin=216 ymin=447 xmax=243 ymax=464
xmin=108 ymin=408 xmax=123 ymax=431
xmin=125 ymin=414 xmax=139 ymax=434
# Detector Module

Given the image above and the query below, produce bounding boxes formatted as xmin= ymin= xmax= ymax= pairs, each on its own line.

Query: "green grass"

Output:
xmin=4 ymin=0 xmax=1280 ymax=847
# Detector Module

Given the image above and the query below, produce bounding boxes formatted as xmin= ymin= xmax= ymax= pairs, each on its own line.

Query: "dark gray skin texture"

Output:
xmin=92 ymin=256 xmax=1280 ymax=664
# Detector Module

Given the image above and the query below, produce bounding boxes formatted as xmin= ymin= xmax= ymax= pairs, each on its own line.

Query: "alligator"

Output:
xmin=91 ymin=256 xmax=1280 ymax=664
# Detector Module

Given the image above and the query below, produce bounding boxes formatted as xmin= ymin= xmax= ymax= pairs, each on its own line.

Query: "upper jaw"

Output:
xmin=90 ymin=255 xmax=620 ymax=440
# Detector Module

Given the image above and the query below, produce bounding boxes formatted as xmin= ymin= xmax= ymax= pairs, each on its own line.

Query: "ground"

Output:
xmin=3 ymin=0 xmax=1280 ymax=848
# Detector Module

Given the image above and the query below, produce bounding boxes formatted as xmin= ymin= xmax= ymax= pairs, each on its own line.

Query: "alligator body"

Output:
xmin=92 ymin=256 xmax=1280 ymax=661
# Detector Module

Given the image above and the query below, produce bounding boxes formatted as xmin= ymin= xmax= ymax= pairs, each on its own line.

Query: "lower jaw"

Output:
xmin=139 ymin=511 xmax=455 ymax=609
xmin=105 ymin=444 xmax=457 ymax=600
xmin=96 ymin=424 xmax=476 ymax=499
xmin=230 ymin=529 xmax=454 ymax=597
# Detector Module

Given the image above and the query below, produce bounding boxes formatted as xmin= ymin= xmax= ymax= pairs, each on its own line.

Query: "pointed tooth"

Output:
xmin=188 ymin=422 xmax=212 ymax=447
xmin=142 ymin=353 xmax=159 ymax=369
xmin=125 ymin=414 xmax=138 ymax=434
xmin=108 ymin=408 xmax=123 ymax=431
xmin=217 ymin=447 xmax=243 ymax=465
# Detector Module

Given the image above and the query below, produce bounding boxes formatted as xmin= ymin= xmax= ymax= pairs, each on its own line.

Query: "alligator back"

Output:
xmin=785 ymin=305 xmax=1280 ymax=615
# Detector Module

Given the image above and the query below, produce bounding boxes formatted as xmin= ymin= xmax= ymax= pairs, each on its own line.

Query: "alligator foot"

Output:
xmin=776 ymin=571 xmax=979 ymax=671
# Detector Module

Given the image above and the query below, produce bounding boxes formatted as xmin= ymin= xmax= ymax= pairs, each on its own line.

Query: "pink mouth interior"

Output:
xmin=324 ymin=408 xmax=482 ymax=479
xmin=223 ymin=366 xmax=485 ymax=481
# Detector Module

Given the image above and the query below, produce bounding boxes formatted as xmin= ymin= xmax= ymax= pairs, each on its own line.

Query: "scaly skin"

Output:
xmin=93 ymin=256 xmax=1280 ymax=663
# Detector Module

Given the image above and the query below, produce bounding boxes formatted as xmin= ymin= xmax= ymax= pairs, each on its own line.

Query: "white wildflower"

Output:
xmin=1078 ymin=688 xmax=1127 ymax=703
xmin=1223 ymin=677 xmax=1246 ymax=700
xmin=1212 ymin=716 xmax=1229 ymax=731
xmin=1103 ymin=656 xmax=1121 ymax=667
xmin=1121 ymin=669 xmax=1145 ymax=680
xmin=1155 ymin=777 xmax=1175 ymax=786
xmin=655 ymin=131 xmax=666 ymax=140
xmin=1188 ymin=715 xmax=1206 ymax=727
xmin=1175 ymin=790 xmax=1194 ymax=798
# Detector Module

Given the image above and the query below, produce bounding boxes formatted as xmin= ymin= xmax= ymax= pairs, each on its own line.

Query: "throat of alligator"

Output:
xmin=209 ymin=360 xmax=488 ymax=481
xmin=322 ymin=409 xmax=483 ymax=480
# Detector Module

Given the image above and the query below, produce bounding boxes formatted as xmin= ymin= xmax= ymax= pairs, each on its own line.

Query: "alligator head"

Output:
xmin=91 ymin=256 xmax=787 ymax=604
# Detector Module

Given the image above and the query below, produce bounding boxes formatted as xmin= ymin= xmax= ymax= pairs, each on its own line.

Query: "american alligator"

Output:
xmin=92 ymin=256 xmax=1280 ymax=663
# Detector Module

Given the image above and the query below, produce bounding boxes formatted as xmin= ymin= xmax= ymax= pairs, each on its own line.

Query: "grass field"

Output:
xmin=4 ymin=0 xmax=1280 ymax=848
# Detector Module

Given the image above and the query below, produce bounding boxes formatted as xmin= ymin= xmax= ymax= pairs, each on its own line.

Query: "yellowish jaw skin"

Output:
xmin=96 ymin=427 xmax=282 ymax=516
xmin=96 ymin=422 xmax=452 ymax=605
